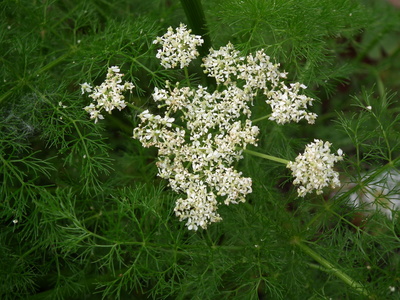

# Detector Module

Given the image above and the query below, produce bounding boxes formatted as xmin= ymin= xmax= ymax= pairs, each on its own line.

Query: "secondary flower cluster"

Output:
xmin=82 ymin=66 xmax=134 ymax=123
xmin=202 ymin=43 xmax=317 ymax=125
xmin=287 ymin=139 xmax=344 ymax=197
xmin=153 ymin=23 xmax=204 ymax=69
xmin=133 ymin=82 xmax=259 ymax=230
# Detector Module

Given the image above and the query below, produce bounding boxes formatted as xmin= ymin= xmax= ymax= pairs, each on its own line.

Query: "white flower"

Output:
xmin=174 ymin=182 xmax=222 ymax=230
xmin=202 ymin=42 xmax=243 ymax=85
xmin=238 ymin=49 xmax=286 ymax=92
xmin=153 ymin=23 xmax=204 ymax=69
xmin=80 ymin=82 xmax=92 ymax=94
xmin=266 ymin=82 xmax=317 ymax=125
xmin=133 ymin=35 xmax=323 ymax=229
xmin=58 ymin=101 xmax=67 ymax=108
xmin=133 ymin=82 xmax=258 ymax=230
xmin=287 ymin=139 xmax=344 ymax=197
xmin=84 ymin=103 xmax=104 ymax=124
xmin=202 ymin=43 xmax=316 ymax=124
xmin=109 ymin=66 xmax=120 ymax=73
xmin=82 ymin=66 xmax=134 ymax=123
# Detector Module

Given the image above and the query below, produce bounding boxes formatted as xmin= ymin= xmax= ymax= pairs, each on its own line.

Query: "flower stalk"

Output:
xmin=293 ymin=237 xmax=370 ymax=298
xmin=243 ymin=148 xmax=289 ymax=165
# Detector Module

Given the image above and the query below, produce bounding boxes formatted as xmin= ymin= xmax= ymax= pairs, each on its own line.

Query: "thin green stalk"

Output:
xmin=244 ymin=148 xmax=289 ymax=165
xmin=252 ymin=114 xmax=271 ymax=123
xmin=184 ymin=66 xmax=191 ymax=87
xmin=126 ymin=102 xmax=143 ymax=112
xmin=293 ymin=237 xmax=370 ymax=298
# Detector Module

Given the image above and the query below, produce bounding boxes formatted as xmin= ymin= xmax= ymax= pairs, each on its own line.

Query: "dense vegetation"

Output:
xmin=1 ymin=0 xmax=399 ymax=299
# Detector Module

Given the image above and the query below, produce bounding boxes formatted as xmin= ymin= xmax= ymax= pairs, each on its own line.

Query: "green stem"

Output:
xmin=252 ymin=114 xmax=272 ymax=123
xmin=293 ymin=237 xmax=370 ymax=298
xmin=126 ymin=102 xmax=143 ymax=112
xmin=184 ymin=66 xmax=191 ymax=87
xmin=243 ymin=149 xmax=289 ymax=165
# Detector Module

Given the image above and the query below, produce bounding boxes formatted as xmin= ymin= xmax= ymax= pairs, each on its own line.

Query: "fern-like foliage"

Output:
xmin=1 ymin=0 xmax=400 ymax=299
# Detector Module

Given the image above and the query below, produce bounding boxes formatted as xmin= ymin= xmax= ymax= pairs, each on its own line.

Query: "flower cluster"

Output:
xmin=134 ymin=82 xmax=259 ymax=230
xmin=133 ymin=24 xmax=337 ymax=229
xmin=202 ymin=44 xmax=317 ymax=124
xmin=153 ymin=23 xmax=204 ymax=69
xmin=82 ymin=66 xmax=134 ymax=123
xmin=80 ymin=24 xmax=344 ymax=229
xmin=287 ymin=139 xmax=344 ymax=197
xmin=266 ymin=83 xmax=317 ymax=124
